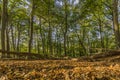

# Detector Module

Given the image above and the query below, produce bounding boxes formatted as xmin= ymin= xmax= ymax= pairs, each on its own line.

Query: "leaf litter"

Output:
xmin=0 ymin=59 xmax=120 ymax=80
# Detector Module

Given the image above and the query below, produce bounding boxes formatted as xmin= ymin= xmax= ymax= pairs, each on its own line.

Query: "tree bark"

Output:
xmin=16 ymin=24 xmax=20 ymax=51
xmin=48 ymin=0 xmax=53 ymax=55
xmin=98 ymin=20 xmax=104 ymax=49
xmin=113 ymin=0 xmax=120 ymax=48
xmin=5 ymin=5 xmax=10 ymax=53
xmin=10 ymin=25 xmax=16 ymax=51
xmin=6 ymin=24 xmax=10 ymax=57
xmin=39 ymin=18 xmax=45 ymax=54
xmin=64 ymin=0 xmax=68 ymax=56
xmin=28 ymin=0 xmax=34 ymax=53
xmin=1 ymin=0 xmax=8 ymax=57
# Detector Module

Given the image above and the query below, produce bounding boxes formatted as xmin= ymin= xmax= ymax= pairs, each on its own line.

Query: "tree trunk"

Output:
xmin=76 ymin=33 xmax=86 ymax=55
xmin=48 ymin=0 xmax=53 ymax=55
xmin=48 ymin=22 xmax=52 ymax=55
xmin=39 ymin=18 xmax=45 ymax=54
xmin=5 ymin=5 xmax=10 ymax=57
xmin=16 ymin=24 xmax=20 ymax=52
xmin=6 ymin=27 xmax=10 ymax=57
xmin=10 ymin=25 xmax=15 ymax=51
xmin=113 ymin=0 xmax=120 ymax=48
xmin=36 ymin=30 xmax=40 ymax=54
xmin=1 ymin=0 xmax=8 ymax=57
xmin=28 ymin=0 xmax=34 ymax=53
xmin=98 ymin=20 xmax=104 ymax=50
xmin=64 ymin=0 xmax=68 ymax=56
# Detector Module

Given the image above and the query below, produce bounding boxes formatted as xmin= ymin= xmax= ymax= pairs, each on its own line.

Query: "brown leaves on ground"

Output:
xmin=0 ymin=60 xmax=120 ymax=80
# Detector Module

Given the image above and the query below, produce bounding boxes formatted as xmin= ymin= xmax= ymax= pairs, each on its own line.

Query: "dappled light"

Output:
xmin=0 ymin=0 xmax=120 ymax=80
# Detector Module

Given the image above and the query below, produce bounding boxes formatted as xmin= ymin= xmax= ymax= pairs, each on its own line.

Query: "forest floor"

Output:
xmin=0 ymin=51 xmax=120 ymax=80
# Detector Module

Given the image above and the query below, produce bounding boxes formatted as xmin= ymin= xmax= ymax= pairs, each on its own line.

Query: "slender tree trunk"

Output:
xmin=1 ymin=0 xmax=8 ymax=57
xmin=113 ymin=0 xmax=120 ymax=48
xmin=67 ymin=36 xmax=70 ymax=55
xmin=39 ymin=18 xmax=45 ymax=54
xmin=5 ymin=6 xmax=10 ymax=57
xmin=64 ymin=0 xmax=68 ymax=56
xmin=87 ymin=34 xmax=90 ymax=55
xmin=98 ymin=20 xmax=104 ymax=50
xmin=48 ymin=23 xmax=52 ymax=55
xmin=41 ymin=33 xmax=45 ymax=54
xmin=28 ymin=0 xmax=34 ymax=53
xmin=59 ymin=41 xmax=62 ymax=56
xmin=36 ymin=30 xmax=40 ymax=54
xmin=10 ymin=25 xmax=15 ymax=51
xmin=76 ymin=33 xmax=86 ymax=54
xmin=35 ymin=32 xmax=38 ymax=53
xmin=57 ymin=33 xmax=61 ymax=56
xmin=48 ymin=0 xmax=53 ymax=55
xmin=6 ymin=27 xmax=10 ymax=57
xmin=64 ymin=33 xmax=67 ymax=56
xmin=105 ymin=34 xmax=109 ymax=51
xmin=16 ymin=24 xmax=20 ymax=51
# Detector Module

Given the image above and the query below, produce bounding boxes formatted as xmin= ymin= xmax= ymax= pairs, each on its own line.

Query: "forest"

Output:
xmin=0 ymin=0 xmax=120 ymax=80
xmin=0 ymin=0 xmax=119 ymax=58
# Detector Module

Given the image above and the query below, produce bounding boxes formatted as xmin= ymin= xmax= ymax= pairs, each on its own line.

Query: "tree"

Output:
xmin=63 ymin=0 xmax=68 ymax=56
xmin=0 ymin=0 xmax=119 ymax=59
xmin=28 ymin=0 xmax=34 ymax=53
xmin=112 ymin=0 xmax=120 ymax=48
xmin=1 ymin=0 xmax=8 ymax=57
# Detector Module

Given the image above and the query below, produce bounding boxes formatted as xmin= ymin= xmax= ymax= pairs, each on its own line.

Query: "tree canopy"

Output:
xmin=0 ymin=0 xmax=119 ymax=58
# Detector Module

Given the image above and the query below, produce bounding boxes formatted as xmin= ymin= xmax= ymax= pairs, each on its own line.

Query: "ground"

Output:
xmin=0 ymin=51 xmax=120 ymax=80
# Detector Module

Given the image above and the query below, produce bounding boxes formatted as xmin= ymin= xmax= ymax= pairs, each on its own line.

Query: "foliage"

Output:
xmin=0 ymin=0 xmax=119 ymax=57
